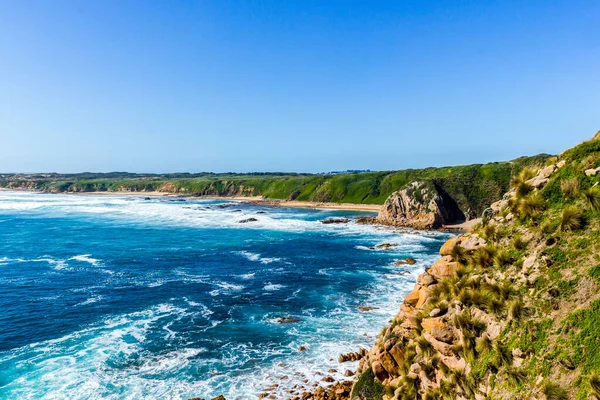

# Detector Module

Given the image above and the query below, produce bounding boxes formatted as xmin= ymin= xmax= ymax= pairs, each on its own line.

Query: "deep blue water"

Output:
xmin=0 ymin=191 xmax=450 ymax=399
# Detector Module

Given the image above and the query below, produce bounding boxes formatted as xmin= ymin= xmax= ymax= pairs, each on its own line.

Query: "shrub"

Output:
xmin=539 ymin=220 xmax=556 ymax=235
xmin=451 ymin=244 xmax=468 ymax=264
xmin=472 ymin=246 xmax=496 ymax=268
xmin=560 ymin=206 xmax=585 ymax=231
xmin=509 ymin=299 xmax=525 ymax=320
xmin=512 ymin=234 xmax=528 ymax=250
xmin=542 ymin=381 xmax=568 ymax=400
xmin=582 ymin=153 xmax=600 ymax=170
xmin=482 ymin=295 xmax=504 ymax=315
xmin=417 ymin=336 xmax=435 ymax=358
xmin=350 ymin=368 xmax=386 ymax=400
xmin=494 ymin=249 xmax=513 ymax=269
xmin=511 ymin=167 xmax=536 ymax=199
xmin=518 ymin=193 xmax=545 ymax=219
xmin=476 ymin=335 xmax=493 ymax=354
xmin=491 ymin=342 xmax=513 ymax=368
xmin=449 ymin=369 xmax=476 ymax=397
xmin=503 ymin=366 xmax=527 ymax=386
xmin=560 ymin=177 xmax=580 ymax=199
xmin=483 ymin=224 xmax=498 ymax=242
xmin=584 ymin=187 xmax=600 ymax=211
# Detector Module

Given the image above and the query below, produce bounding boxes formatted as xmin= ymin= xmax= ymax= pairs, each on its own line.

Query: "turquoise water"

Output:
xmin=0 ymin=191 xmax=450 ymax=399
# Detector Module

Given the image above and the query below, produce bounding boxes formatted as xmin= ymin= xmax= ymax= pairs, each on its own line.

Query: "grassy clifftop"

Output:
xmin=0 ymin=154 xmax=549 ymax=217
xmin=332 ymin=133 xmax=600 ymax=400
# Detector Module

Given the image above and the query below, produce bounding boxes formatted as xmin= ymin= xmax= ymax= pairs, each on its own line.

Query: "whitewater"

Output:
xmin=0 ymin=191 xmax=451 ymax=399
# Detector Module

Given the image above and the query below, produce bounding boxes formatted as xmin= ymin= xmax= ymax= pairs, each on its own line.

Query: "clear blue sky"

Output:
xmin=1 ymin=0 xmax=598 ymax=173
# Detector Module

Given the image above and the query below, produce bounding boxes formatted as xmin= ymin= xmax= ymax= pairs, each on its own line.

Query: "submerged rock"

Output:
xmin=274 ymin=316 xmax=301 ymax=324
xmin=238 ymin=218 xmax=258 ymax=223
xmin=320 ymin=218 xmax=350 ymax=224
xmin=375 ymin=243 xmax=398 ymax=250
xmin=357 ymin=306 xmax=379 ymax=312
xmin=394 ymin=257 xmax=416 ymax=265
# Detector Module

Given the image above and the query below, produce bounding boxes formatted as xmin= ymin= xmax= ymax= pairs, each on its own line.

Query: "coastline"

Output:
xmin=0 ymin=188 xmax=382 ymax=212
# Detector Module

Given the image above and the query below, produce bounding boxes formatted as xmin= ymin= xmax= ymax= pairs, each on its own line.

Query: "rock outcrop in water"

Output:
xmin=376 ymin=181 xmax=464 ymax=229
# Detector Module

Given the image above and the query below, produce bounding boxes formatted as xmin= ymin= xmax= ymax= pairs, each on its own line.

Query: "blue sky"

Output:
xmin=1 ymin=0 xmax=599 ymax=173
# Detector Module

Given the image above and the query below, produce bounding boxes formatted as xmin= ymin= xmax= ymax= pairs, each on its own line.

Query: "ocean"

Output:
xmin=0 ymin=191 xmax=450 ymax=399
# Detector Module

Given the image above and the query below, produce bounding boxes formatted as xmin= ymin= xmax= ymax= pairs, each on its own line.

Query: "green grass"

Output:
xmin=350 ymin=367 xmax=386 ymax=400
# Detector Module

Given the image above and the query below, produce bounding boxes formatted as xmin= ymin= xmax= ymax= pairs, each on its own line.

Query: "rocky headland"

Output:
xmin=290 ymin=132 xmax=600 ymax=399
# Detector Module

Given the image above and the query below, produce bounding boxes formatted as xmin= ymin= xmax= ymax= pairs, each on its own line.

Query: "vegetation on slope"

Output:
xmin=0 ymin=154 xmax=549 ymax=217
xmin=341 ymin=133 xmax=600 ymax=399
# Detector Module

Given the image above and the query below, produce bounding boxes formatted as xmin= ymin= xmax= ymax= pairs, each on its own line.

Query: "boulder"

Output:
xmin=417 ymin=273 xmax=436 ymax=286
xmin=422 ymin=317 xmax=456 ymax=343
xmin=427 ymin=256 xmax=459 ymax=280
xmin=585 ymin=167 xmax=600 ymax=176
xmin=320 ymin=218 xmax=349 ymax=224
xmin=376 ymin=243 xmax=398 ymax=250
xmin=379 ymin=351 xmax=398 ymax=377
xmin=275 ymin=316 xmax=301 ymax=324
xmin=440 ymin=237 xmax=459 ymax=256
xmin=416 ymin=285 xmax=432 ymax=309
xmin=372 ymin=361 xmax=389 ymax=382
xmin=376 ymin=180 xmax=463 ymax=229
xmin=404 ymin=286 xmax=422 ymax=307
xmin=557 ymin=160 xmax=566 ymax=168
xmin=423 ymin=332 xmax=454 ymax=357
xmin=357 ymin=306 xmax=379 ymax=312
xmin=458 ymin=234 xmax=487 ymax=252
xmin=389 ymin=344 xmax=406 ymax=365
xmin=395 ymin=257 xmax=417 ymax=265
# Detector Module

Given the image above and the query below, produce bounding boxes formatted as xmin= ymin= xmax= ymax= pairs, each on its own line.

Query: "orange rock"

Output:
xmin=427 ymin=256 xmax=458 ymax=280
xmin=421 ymin=317 xmax=455 ymax=343
xmin=372 ymin=361 xmax=389 ymax=382
xmin=439 ymin=237 xmax=459 ymax=256
xmin=404 ymin=286 xmax=421 ymax=306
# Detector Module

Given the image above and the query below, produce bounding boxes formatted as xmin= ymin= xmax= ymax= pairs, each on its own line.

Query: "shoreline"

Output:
xmin=0 ymin=188 xmax=382 ymax=212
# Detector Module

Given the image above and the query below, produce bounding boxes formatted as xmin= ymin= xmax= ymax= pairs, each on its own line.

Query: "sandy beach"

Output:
xmin=0 ymin=188 xmax=382 ymax=212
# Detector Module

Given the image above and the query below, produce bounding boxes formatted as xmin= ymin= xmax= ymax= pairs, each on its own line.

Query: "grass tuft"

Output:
xmin=542 ymin=381 xmax=568 ymax=400
xmin=584 ymin=186 xmax=600 ymax=211
xmin=560 ymin=206 xmax=585 ymax=231
xmin=560 ymin=177 xmax=580 ymax=199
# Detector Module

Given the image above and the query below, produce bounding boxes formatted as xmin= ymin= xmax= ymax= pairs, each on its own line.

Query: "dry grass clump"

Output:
xmin=542 ymin=381 xmax=568 ymax=400
xmin=508 ymin=298 xmax=524 ymax=320
xmin=584 ymin=187 xmax=600 ymax=211
xmin=518 ymin=193 xmax=545 ymax=219
xmin=512 ymin=234 xmax=528 ymax=250
xmin=511 ymin=167 xmax=536 ymax=198
xmin=560 ymin=177 xmax=580 ymax=198
xmin=560 ymin=206 xmax=585 ymax=231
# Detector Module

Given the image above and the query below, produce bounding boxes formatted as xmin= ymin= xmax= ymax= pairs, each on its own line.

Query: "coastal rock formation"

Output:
xmin=297 ymin=135 xmax=600 ymax=399
xmin=376 ymin=181 xmax=464 ymax=229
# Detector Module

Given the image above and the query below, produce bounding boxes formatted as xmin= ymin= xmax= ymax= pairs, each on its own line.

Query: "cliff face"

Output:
xmin=302 ymin=133 xmax=600 ymax=400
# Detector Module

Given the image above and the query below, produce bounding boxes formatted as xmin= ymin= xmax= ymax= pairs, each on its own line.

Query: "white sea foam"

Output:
xmin=74 ymin=295 xmax=104 ymax=307
xmin=0 ymin=190 xmax=453 ymax=399
xmin=69 ymin=254 xmax=101 ymax=267
xmin=263 ymin=283 xmax=284 ymax=291
xmin=0 ymin=191 xmax=389 ymax=236
xmin=236 ymin=251 xmax=281 ymax=264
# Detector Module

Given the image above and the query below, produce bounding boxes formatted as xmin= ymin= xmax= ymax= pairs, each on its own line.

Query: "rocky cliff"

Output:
xmin=297 ymin=132 xmax=600 ymax=400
